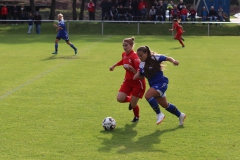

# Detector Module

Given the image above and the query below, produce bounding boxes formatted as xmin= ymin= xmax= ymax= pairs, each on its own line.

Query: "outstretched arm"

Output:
xmin=133 ymin=70 xmax=144 ymax=80
xmin=166 ymin=57 xmax=179 ymax=66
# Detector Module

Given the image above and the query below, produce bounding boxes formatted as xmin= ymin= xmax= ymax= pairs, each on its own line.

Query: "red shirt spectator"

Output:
xmin=88 ymin=0 xmax=95 ymax=12
xmin=1 ymin=5 xmax=8 ymax=16
xmin=138 ymin=0 xmax=146 ymax=11
xmin=181 ymin=7 xmax=188 ymax=16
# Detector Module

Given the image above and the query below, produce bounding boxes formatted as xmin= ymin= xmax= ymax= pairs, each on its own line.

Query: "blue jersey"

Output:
xmin=139 ymin=54 xmax=169 ymax=87
xmin=57 ymin=20 xmax=69 ymax=40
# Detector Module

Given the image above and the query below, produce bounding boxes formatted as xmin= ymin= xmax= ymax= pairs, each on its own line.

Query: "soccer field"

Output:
xmin=0 ymin=35 xmax=239 ymax=159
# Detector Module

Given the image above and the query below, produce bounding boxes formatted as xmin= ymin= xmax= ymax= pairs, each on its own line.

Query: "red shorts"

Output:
xmin=175 ymin=32 xmax=183 ymax=40
xmin=119 ymin=79 xmax=146 ymax=98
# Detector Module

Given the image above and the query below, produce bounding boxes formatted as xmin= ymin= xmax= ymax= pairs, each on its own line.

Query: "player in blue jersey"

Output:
xmin=52 ymin=13 xmax=77 ymax=55
xmin=133 ymin=46 xmax=186 ymax=125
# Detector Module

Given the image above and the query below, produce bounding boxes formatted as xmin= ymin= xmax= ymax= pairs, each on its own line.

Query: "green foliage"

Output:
xmin=0 ymin=34 xmax=239 ymax=159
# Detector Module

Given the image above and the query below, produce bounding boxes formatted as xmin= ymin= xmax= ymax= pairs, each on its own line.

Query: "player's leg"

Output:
xmin=52 ymin=38 xmax=60 ymax=54
xmin=176 ymin=33 xmax=184 ymax=47
xmin=156 ymin=97 xmax=186 ymax=125
xmin=66 ymin=39 xmax=77 ymax=55
xmin=130 ymin=85 xmax=145 ymax=122
xmin=145 ymin=87 xmax=165 ymax=125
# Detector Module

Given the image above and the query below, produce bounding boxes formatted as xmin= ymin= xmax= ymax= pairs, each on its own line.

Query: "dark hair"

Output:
xmin=137 ymin=46 xmax=161 ymax=79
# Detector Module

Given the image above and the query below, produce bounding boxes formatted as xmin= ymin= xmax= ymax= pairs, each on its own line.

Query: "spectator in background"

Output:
xmin=177 ymin=0 xmax=185 ymax=13
xmin=149 ymin=6 xmax=156 ymax=22
xmin=110 ymin=6 xmax=118 ymax=21
xmin=27 ymin=13 xmax=33 ymax=34
xmin=162 ymin=0 xmax=167 ymax=11
xmin=100 ymin=0 xmax=108 ymax=20
xmin=138 ymin=0 xmax=146 ymax=21
xmin=209 ymin=6 xmax=218 ymax=25
xmin=171 ymin=5 xmax=179 ymax=20
xmin=155 ymin=4 xmax=165 ymax=23
xmin=1 ymin=5 xmax=8 ymax=25
xmin=88 ymin=0 xmax=95 ymax=20
xmin=126 ymin=6 xmax=134 ymax=21
xmin=140 ymin=5 xmax=148 ymax=21
xmin=180 ymin=5 xmax=188 ymax=22
xmin=218 ymin=6 xmax=224 ymax=22
xmin=201 ymin=6 xmax=208 ymax=24
xmin=12 ymin=5 xmax=18 ymax=25
xmin=158 ymin=1 xmax=166 ymax=21
xmin=34 ymin=12 xmax=42 ymax=34
xmin=189 ymin=6 xmax=196 ymax=24
xmin=20 ymin=5 xmax=26 ymax=24
xmin=131 ymin=0 xmax=139 ymax=20
xmin=105 ymin=0 xmax=113 ymax=20
xmin=117 ymin=5 xmax=126 ymax=21
xmin=167 ymin=2 xmax=174 ymax=21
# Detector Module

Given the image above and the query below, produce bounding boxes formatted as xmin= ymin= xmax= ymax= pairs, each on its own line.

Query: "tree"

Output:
xmin=79 ymin=0 xmax=86 ymax=20
xmin=49 ymin=0 xmax=56 ymax=20
xmin=73 ymin=0 xmax=77 ymax=20
xmin=29 ymin=0 xmax=35 ymax=14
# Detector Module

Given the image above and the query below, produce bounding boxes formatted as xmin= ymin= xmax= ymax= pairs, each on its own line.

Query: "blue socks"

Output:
xmin=70 ymin=43 xmax=76 ymax=50
xmin=166 ymin=103 xmax=181 ymax=117
xmin=148 ymin=97 xmax=160 ymax=114
xmin=55 ymin=43 xmax=58 ymax=52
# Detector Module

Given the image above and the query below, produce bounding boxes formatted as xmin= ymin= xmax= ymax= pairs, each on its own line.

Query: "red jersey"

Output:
xmin=116 ymin=50 xmax=141 ymax=80
xmin=88 ymin=2 xmax=95 ymax=12
xmin=1 ymin=6 xmax=8 ymax=15
xmin=173 ymin=22 xmax=183 ymax=34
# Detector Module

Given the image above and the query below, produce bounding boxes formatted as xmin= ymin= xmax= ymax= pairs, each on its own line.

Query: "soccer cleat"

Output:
xmin=74 ymin=48 xmax=77 ymax=55
xmin=52 ymin=51 xmax=58 ymax=54
xmin=181 ymin=37 xmax=185 ymax=41
xmin=182 ymin=45 xmax=185 ymax=48
xmin=156 ymin=113 xmax=165 ymax=125
xmin=128 ymin=104 xmax=132 ymax=110
xmin=179 ymin=113 xmax=186 ymax=125
xmin=131 ymin=117 xmax=139 ymax=122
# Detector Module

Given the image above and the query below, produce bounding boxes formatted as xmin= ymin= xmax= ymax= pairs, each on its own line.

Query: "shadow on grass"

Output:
xmin=42 ymin=55 xmax=79 ymax=61
xmin=170 ymin=47 xmax=183 ymax=50
xmin=98 ymin=123 xmax=183 ymax=154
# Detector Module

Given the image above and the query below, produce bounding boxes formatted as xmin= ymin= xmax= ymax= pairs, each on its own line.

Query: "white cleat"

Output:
xmin=156 ymin=113 xmax=165 ymax=125
xmin=179 ymin=113 xmax=186 ymax=125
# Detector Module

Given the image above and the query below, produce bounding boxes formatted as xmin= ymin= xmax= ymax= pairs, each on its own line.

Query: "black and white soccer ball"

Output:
xmin=102 ymin=117 xmax=116 ymax=131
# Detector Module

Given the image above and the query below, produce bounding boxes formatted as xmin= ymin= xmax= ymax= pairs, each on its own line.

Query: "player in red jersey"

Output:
xmin=109 ymin=37 xmax=146 ymax=122
xmin=169 ymin=19 xmax=185 ymax=47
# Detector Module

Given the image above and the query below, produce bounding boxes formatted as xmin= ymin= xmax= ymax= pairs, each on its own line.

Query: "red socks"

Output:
xmin=132 ymin=105 xmax=139 ymax=118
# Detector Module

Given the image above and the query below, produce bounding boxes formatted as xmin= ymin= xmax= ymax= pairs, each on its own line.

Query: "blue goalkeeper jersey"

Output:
xmin=57 ymin=20 xmax=68 ymax=39
xmin=139 ymin=54 xmax=169 ymax=87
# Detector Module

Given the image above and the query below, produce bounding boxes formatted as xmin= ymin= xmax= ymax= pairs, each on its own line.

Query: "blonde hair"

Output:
xmin=58 ymin=13 xmax=64 ymax=20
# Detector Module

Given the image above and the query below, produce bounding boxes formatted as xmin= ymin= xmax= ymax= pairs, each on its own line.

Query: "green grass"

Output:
xmin=1 ymin=21 xmax=240 ymax=36
xmin=0 ymin=34 xmax=239 ymax=159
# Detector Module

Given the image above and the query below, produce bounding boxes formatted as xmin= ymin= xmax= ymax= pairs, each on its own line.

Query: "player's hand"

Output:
xmin=109 ymin=66 xmax=115 ymax=71
xmin=53 ymin=23 xmax=57 ymax=27
xmin=133 ymin=71 xmax=140 ymax=80
xmin=173 ymin=60 xmax=179 ymax=66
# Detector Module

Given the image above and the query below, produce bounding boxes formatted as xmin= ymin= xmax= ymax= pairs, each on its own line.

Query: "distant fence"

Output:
xmin=0 ymin=20 xmax=240 ymax=36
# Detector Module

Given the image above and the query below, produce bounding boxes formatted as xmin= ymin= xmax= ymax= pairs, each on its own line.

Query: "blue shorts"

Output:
xmin=56 ymin=34 xmax=69 ymax=41
xmin=151 ymin=83 xmax=168 ymax=97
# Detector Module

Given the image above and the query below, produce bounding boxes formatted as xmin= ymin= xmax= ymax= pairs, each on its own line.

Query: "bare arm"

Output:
xmin=166 ymin=57 xmax=179 ymax=66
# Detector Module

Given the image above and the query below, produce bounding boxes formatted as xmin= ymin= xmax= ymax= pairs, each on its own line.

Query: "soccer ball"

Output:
xmin=102 ymin=117 xmax=116 ymax=131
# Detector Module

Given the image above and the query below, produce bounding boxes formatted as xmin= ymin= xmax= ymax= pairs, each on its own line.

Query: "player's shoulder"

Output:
xmin=139 ymin=62 xmax=145 ymax=68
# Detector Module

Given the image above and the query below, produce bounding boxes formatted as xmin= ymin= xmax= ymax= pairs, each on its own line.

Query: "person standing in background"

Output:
xmin=1 ymin=5 xmax=8 ymax=25
xmin=34 ymin=12 xmax=42 ymax=34
xmin=27 ymin=13 xmax=33 ymax=34
xmin=88 ymin=0 xmax=95 ymax=20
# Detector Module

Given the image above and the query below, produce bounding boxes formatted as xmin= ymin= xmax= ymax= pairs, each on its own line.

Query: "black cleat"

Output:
xmin=128 ymin=104 xmax=132 ymax=110
xmin=182 ymin=45 xmax=185 ymax=48
xmin=181 ymin=37 xmax=185 ymax=41
xmin=131 ymin=117 xmax=139 ymax=122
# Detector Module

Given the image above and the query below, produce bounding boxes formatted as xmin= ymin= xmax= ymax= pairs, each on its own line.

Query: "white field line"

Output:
xmin=0 ymin=35 xmax=112 ymax=101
